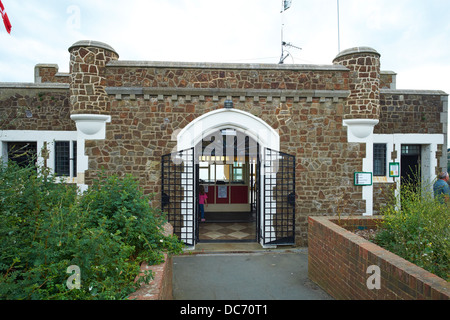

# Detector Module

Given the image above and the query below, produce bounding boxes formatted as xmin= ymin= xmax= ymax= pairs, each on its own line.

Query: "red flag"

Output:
xmin=0 ymin=0 xmax=12 ymax=34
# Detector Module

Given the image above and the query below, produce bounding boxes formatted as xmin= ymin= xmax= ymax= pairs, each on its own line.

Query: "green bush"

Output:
xmin=0 ymin=163 xmax=184 ymax=300
xmin=375 ymin=179 xmax=449 ymax=281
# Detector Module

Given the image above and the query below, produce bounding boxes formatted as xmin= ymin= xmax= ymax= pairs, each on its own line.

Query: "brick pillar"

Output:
xmin=68 ymin=40 xmax=119 ymax=116
xmin=333 ymin=47 xmax=381 ymax=119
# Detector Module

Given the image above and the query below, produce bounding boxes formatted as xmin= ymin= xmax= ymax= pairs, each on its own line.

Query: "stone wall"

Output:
xmin=105 ymin=61 xmax=349 ymax=91
xmin=83 ymin=83 xmax=370 ymax=246
xmin=372 ymin=182 xmax=395 ymax=215
xmin=380 ymin=71 xmax=396 ymax=89
xmin=35 ymin=64 xmax=70 ymax=84
xmin=0 ymin=85 xmax=74 ymax=131
xmin=376 ymin=90 xmax=447 ymax=176
xmin=377 ymin=90 xmax=445 ymax=134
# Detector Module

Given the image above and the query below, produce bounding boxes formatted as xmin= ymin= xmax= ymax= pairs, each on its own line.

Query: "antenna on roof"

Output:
xmin=279 ymin=30 xmax=302 ymax=64
xmin=279 ymin=1 xmax=301 ymax=64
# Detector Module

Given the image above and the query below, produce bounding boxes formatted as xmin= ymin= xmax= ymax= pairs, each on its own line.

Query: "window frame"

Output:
xmin=373 ymin=143 xmax=387 ymax=177
xmin=54 ymin=140 xmax=77 ymax=178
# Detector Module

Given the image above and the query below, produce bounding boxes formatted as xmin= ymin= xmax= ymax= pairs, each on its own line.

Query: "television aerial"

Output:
xmin=279 ymin=41 xmax=302 ymax=64
xmin=278 ymin=1 xmax=302 ymax=64
xmin=278 ymin=25 xmax=302 ymax=64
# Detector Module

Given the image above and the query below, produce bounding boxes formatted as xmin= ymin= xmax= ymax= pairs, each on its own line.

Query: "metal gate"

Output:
xmin=262 ymin=148 xmax=296 ymax=245
xmin=161 ymin=148 xmax=196 ymax=246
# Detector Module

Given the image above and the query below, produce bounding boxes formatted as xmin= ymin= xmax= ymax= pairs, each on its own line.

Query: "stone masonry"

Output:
xmin=0 ymin=41 xmax=447 ymax=247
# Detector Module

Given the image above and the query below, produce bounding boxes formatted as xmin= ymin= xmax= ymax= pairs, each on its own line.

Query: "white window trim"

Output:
xmin=0 ymin=130 xmax=79 ymax=184
xmin=373 ymin=133 xmax=443 ymax=183
xmin=373 ymin=134 xmax=444 ymax=209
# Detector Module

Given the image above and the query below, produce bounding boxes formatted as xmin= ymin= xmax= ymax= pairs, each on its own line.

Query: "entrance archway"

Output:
xmin=176 ymin=109 xmax=280 ymax=153
xmin=162 ymin=108 xmax=296 ymax=248
xmin=178 ymin=109 xmax=278 ymax=245
xmin=196 ymin=127 xmax=259 ymax=242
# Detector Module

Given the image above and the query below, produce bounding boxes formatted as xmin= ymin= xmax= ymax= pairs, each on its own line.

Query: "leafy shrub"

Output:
xmin=0 ymin=163 xmax=183 ymax=300
xmin=375 ymin=179 xmax=449 ymax=281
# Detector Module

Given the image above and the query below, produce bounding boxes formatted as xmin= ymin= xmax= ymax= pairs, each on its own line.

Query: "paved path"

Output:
xmin=173 ymin=249 xmax=333 ymax=300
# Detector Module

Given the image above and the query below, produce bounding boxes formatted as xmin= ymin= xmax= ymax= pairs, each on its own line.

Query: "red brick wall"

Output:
xmin=308 ymin=216 xmax=450 ymax=300
xmin=128 ymin=253 xmax=173 ymax=300
xmin=128 ymin=223 xmax=174 ymax=300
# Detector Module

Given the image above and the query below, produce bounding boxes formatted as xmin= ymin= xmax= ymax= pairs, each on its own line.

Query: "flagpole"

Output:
xmin=280 ymin=0 xmax=285 ymax=64
xmin=337 ymin=0 xmax=341 ymax=53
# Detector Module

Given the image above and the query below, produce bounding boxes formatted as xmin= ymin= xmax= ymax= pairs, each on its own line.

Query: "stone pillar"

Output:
xmin=68 ymin=40 xmax=118 ymax=139
xmin=68 ymin=40 xmax=119 ymax=117
xmin=333 ymin=47 xmax=381 ymax=119
xmin=68 ymin=40 xmax=119 ymax=190
xmin=334 ymin=47 xmax=381 ymax=217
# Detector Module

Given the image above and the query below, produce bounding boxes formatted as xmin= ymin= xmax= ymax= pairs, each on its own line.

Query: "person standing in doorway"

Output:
xmin=199 ymin=185 xmax=208 ymax=222
xmin=433 ymin=172 xmax=450 ymax=203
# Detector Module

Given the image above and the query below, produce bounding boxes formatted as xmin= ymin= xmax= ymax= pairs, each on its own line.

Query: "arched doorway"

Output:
xmin=196 ymin=127 xmax=259 ymax=242
xmin=161 ymin=109 xmax=295 ymax=248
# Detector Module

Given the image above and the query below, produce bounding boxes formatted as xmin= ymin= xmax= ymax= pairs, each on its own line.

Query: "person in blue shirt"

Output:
xmin=433 ymin=172 xmax=450 ymax=203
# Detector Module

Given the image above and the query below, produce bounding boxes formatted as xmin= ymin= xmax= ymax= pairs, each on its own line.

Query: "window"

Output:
xmin=401 ymin=145 xmax=421 ymax=156
xmin=197 ymin=161 xmax=247 ymax=184
xmin=232 ymin=162 xmax=244 ymax=182
xmin=199 ymin=161 xmax=210 ymax=182
xmin=373 ymin=144 xmax=387 ymax=176
xmin=7 ymin=142 xmax=37 ymax=168
xmin=55 ymin=141 xmax=77 ymax=177
xmin=55 ymin=141 xmax=70 ymax=176
xmin=216 ymin=164 xmax=231 ymax=182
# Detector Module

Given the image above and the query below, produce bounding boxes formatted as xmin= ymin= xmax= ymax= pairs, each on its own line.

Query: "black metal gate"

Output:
xmin=161 ymin=148 xmax=196 ymax=246
xmin=261 ymin=148 xmax=296 ymax=245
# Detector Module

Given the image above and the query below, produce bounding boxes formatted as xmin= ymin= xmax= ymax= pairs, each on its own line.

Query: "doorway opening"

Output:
xmin=162 ymin=108 xmax=296 ymax=248
xmin=196 ymin=128 xmax=259 ymax=243
xmin=400 ymin=144 xmax=422 ymax=206
xmin=401 ymin=144 xmax=421 ymax=186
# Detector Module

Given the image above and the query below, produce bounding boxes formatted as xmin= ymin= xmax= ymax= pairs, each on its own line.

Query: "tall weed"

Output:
xmin=375 ymin=178 xmax=449 ymax=281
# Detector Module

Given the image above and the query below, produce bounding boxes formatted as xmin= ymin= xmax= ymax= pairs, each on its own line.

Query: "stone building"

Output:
xmin=0 ymin=40 xmax=448 ymax=248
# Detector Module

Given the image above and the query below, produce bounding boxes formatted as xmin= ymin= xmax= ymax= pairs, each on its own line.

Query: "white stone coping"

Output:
xmin=68 ymin=40 xmax=119 ymax=57
xmin=0 ymin=82 xmax=69 ymax=89
xmin=381 ymin=89 xmax=448 ymax=96
xmin=334 ymin=46 xmax=381 ymax=61
xmin=107 ymin=59 xmax=349 ymax=72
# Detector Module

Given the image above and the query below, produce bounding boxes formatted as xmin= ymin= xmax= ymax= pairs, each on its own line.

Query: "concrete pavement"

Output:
xmin=172 ymin=246 xmax=333 ymax=300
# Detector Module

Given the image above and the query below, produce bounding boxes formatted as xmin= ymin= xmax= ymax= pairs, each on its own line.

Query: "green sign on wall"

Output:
xmin=354 ymin=172 xmax=373 ymax=186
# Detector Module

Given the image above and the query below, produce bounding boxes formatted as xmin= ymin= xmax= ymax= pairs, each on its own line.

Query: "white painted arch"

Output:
xmin=176 ymin=108 xmax=281 ymax=248
xmin=177 ymin=109 xmax=280 ymax=152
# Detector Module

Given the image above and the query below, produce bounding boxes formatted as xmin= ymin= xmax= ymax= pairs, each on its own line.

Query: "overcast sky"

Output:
xmin=0 ymin=0 xmax=449 ymax=97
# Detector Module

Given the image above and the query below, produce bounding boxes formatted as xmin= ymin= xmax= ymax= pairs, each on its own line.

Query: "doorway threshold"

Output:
xmin=189 ymin=242 xmax=264 ymax=254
